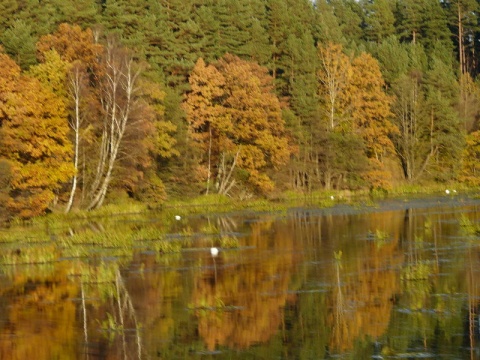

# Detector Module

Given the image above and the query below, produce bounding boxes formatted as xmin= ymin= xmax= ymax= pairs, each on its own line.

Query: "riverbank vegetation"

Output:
xmin=1 ymin=0 xmax=480 ymax=222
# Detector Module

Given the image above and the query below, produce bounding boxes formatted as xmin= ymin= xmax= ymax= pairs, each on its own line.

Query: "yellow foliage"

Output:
xmin=0 ymin=53 xmax=74 ymax=218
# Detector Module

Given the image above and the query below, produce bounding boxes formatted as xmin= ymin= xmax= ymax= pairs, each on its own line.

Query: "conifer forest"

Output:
xmin=1 ymin=0 xmax=480 ymax=218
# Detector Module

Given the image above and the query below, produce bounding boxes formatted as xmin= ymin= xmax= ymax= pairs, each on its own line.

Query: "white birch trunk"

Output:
xmin=88 ymin=47 xmax=140 ymax=210
xmin=65 ymin=67 xmax=82 ymax=213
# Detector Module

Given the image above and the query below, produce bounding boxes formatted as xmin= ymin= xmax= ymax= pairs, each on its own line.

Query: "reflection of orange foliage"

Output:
xmin=193 ymin=219 xmax=300 ymax=351
xmin=328 ymin=234 xmax=403 ymax=353
xmin=125 ymin=253 xmax=183 ymax=350
xmin=0 ymin=264 xmax=78 ymax=360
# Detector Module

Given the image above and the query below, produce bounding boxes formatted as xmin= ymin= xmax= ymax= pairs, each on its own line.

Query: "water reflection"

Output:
xmin=0 ymin=198 xmax=480 ymax=358
xmin=192 ymin=218 xmax=299 ymax=351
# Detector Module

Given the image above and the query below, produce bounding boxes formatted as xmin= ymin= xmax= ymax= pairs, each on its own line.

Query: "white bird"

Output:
xmin=174 ymin=215 xmax=181 ymax=220
xmin=445 ymin=189 xmax=450 ymax=195
xmin=210 ymin=247 xmax=219 ymax=257
xmin=330 ymin=195 xmax=335 ymax=200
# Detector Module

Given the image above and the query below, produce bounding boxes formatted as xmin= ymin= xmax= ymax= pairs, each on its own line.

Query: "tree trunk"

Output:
xmin=65 ymin=67 xmax=82 ymax=213
xmin=87 ymin=43 xmax=140 ymax=210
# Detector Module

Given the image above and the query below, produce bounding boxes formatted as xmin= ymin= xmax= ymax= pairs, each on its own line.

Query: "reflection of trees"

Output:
xmin=0 ymin=265 xmax=79 ymax=359
xmin=384 ymin=207 xmax=478 ymax=356
xmin=465 ymin=235 xmax=480 ymax=358
xmin=324 ymin=211 xmax=404 ymax=354
xmin=83 ymin=255 xmax=187 ymax=359
xmin=330 ymin=252 xmax=347 ymax=352
xmin=123 ymin=252 xmax=184 ymax=355
xmin=191 ymin=219 xmax=299 ymax=351
xmin=79 ymin=261 xmax=145 ymax=360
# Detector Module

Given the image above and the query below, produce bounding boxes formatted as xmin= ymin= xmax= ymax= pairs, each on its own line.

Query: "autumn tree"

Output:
xmin=0 ymin=53 xmax=74 ymax=218
xmin=36 ymin=24 xmax=101 ymax=211
xmin=183 ymin=58 xmax=225 ymax=194
xmin=36 ymin=24 xmax=177 ymax=210
xmin=0 ymin=159 xmax=11 ymax=220
xmin=460 ymin=131 xmax=480 ymax=185
xmin=85 ymin=39 xmax=143 ymax=209
xmin=85 ymin=38 xmax=176 ymax=210
xmin=317 ymin=43 xmax=357 ymax=190
xmin=185 ymin=54 xmax=293 ymax=196
xmin=350 ymin=52 xmax=398 ymax=189
xmin=317 ymin=43 xmax=352 ymax=132
xmin=36 ymin=23 xmax=101 ymax=68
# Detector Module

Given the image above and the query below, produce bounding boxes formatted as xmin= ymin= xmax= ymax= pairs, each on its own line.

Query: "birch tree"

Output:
xmin=317 ymin=43 xmax=352 ymax=131
xmin=87 ymin=39 xmax=142 ymax=210
xmin=65 ymin=63 xmax=88 ymax=212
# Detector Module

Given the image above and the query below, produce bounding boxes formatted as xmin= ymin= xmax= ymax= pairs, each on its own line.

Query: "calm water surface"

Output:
xmin=1 ymin=195 xmax=480 ymax=359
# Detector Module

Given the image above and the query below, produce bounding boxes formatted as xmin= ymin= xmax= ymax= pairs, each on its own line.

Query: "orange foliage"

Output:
xmin=0 ymin=53 xmax=74 ymax=217
xmin=350 ymin=52 xmax=398 ymax=159
xmin=327 ymin=216 xmax=404 ymax=353
xmin=317 ymin=42 xmax=353 ymax=130
xmin=36 ymin=23 xmax=102 ymax=68
xmin=192 ymin=219 xmax=300 ymax=351
xmin=0 ymin=265 xmax=79 ymax=360
xmin=185 ymin=55 xmax=294 ymax=194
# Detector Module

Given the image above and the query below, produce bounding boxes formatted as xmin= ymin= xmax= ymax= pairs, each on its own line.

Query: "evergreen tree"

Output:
xmin=395 ymin=0 xmax=426 ymax=44
xmin=441 ymin=0 xmax=480 ymax=75
xmin=329 ymin=0 xmax=364 ymax=44
xmin=0 ymin=0 xmax=18 ymax=30
xmin=360 ymin=0 xmax=396 ymax=43
xmin=286 ymin=32 xmax=321 ymax=192
xmin=371 ymin=36 xmax=409 ymax=87
xmin=313 ymin=0 xmax=344 ymax=45
xmin=56 ymin=0 xmax=99 ymax=27
xmin=266 ymin=0 xmax=292 ymax=93
xmin=17 ymin=0 xmax=68 ymax=36
xmin=0 ymin=20 xmax=37 ymax=70
xmin=421 ymin=0 xmax=451 ymax=51
xmin=148 ymin=0 xmax=206 ymax=89
xmin=421 ymin=58 xmax=464 ymax=181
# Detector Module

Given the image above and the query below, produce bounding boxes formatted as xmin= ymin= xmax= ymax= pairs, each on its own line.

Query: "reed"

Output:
xmin=1 ymin=244 xmax=58 ymax=265
xmin=459 ymin=214 xmax=480 ymax=236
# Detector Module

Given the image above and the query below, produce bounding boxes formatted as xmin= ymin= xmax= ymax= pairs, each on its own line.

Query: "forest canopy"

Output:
xmin=1 ymin=0 xmax=479 ymax=218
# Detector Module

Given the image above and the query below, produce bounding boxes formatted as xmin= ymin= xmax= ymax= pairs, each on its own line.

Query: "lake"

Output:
xmin=1 ymin=194 xmax=480 ymax=359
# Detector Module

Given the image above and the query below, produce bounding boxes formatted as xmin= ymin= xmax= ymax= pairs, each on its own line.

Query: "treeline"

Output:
xmin=1 ymin=0 xmax=480 ymax=218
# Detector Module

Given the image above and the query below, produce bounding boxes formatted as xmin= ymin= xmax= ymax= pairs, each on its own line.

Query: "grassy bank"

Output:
xmin=0 ymin=183 xmax=477 ymax=266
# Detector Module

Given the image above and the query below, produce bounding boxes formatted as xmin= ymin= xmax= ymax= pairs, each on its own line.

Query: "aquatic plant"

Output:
xmin=0 ymin=244 xmax=58 ymax=265
xmin=459 ymin=214 xmax=480 ymax=236
xmin=401 ymin=261 xmax=432 ymax=281
xmin=369 ymin=229 xmax=390 ymax=248
xmin=333 ymin=250 xmax=343 ymax=262
xmin=199 ymin=223 xmax=219 ymax=234
xmin=153 ymin=239 xmax=182 ymax=253
xmin=218 ymin=235 xmax=239 ymax=249
xmin=130 ymin=227 xmax=166 ymax=241
xmin=424 ymin=217 xmax=433 ymax=230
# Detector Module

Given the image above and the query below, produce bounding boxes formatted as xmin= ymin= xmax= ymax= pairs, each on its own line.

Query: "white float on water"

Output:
xmin=210 ymin=247 xmax=219 ymax=257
